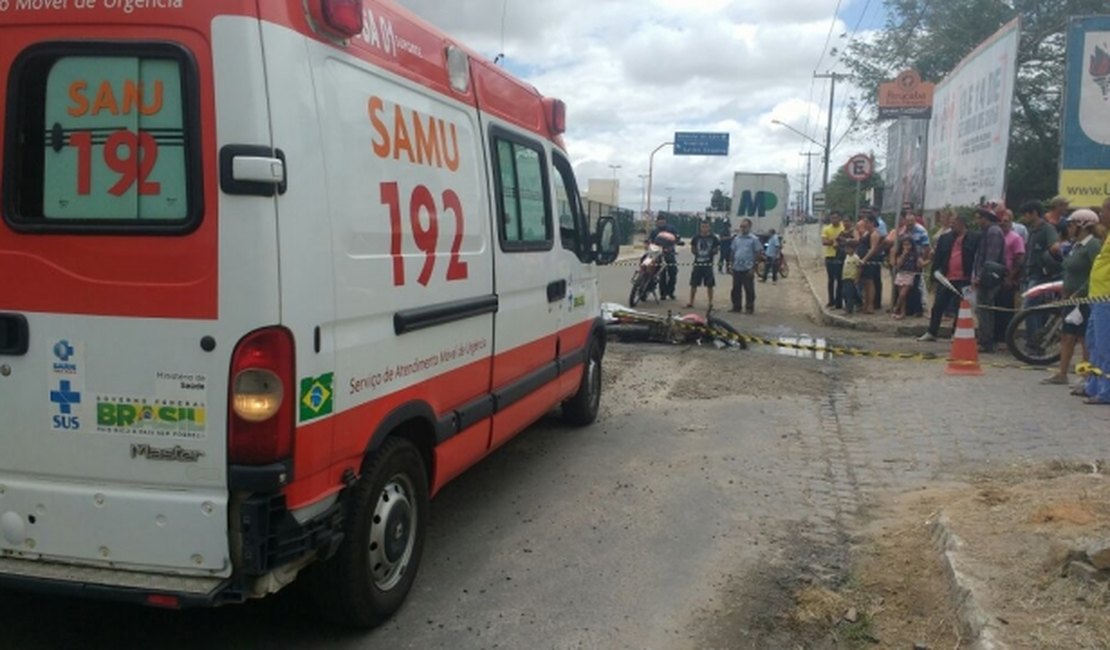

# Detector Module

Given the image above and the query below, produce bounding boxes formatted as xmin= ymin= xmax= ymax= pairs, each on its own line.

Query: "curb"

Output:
xmin=928 ymin=511 xmax=1006 ymax=650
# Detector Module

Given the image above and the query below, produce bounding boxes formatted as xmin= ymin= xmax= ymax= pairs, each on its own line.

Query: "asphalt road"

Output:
xmin=2 ymin=255 xmax=1106 ymax=649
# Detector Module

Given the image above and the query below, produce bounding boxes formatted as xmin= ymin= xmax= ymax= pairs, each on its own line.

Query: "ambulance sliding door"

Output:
xmin=486 ymin=125 xmax=564 ymax=449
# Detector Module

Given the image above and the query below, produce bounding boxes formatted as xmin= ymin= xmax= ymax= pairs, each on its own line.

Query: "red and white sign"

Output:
xmin=845 ymin=154 xmax=873 ymax=182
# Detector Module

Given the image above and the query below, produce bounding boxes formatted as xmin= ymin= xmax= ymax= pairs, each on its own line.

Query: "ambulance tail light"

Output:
xmin=544 ymin=97 xmax=566 ymax=136
xmin=228 ymin=328 xmax=295 ymax=465
xmin=309 ymin=0 xmax=365 ymax=39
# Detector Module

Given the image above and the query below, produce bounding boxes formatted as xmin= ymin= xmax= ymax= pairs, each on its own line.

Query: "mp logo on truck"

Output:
xmin=737 ymin=190 xmax=779 ymax=217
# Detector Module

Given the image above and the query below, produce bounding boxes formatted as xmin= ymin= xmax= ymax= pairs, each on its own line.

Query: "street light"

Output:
xmin=638 ymin=174 xmax=649 ymax=217
xmin=608 ymin=164 xmax=621 ymax=206
xmin=645 ymin=141 xmax=673 ymax=216
xmin=771 ymin=119 xmax=830 ymax=194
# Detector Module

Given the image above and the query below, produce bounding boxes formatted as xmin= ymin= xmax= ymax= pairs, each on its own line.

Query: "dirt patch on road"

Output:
xmin=667 ymin=348 xmax=832 ymax=400
xmin=846 ymin=462 xmax=1110 ymax=648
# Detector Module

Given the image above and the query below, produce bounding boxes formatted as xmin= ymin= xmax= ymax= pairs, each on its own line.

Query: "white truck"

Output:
xmin=730 ymin=172 xmax=790 ymax=233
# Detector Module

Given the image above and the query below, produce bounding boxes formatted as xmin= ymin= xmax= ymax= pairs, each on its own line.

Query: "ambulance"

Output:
xmin=0 ymin=0 xmax=619 ymax=626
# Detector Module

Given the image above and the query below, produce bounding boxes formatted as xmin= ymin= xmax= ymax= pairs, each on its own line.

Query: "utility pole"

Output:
xmin=799 ymin=151 xmax=820 ymax=217
xmin=813 ymin=71 xmax=849 ymax=194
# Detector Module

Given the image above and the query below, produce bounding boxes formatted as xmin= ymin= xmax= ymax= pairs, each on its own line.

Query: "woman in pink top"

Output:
xmin=996 ymin=213 xmax=1027 ymax=342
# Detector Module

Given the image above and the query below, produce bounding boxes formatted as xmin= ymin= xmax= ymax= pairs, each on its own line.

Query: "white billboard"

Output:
xmin=924 ymin=18 xmax=1021 ymax=210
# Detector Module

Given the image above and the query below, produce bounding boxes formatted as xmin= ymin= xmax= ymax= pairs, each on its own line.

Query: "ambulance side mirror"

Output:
xmin=594 ymin=216 xmax=619 ymax=266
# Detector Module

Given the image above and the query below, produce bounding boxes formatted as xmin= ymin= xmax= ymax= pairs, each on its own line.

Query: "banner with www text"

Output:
xmin=1059 ymin=15 xmax=1110 ymax=206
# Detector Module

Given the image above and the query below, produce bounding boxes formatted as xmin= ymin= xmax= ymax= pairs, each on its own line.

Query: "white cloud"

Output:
xmin=394 ymin=0 xmax=878 ymax=214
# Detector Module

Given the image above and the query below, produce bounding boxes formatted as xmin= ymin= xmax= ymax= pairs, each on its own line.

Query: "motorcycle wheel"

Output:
xmin=629 ymin=271 xmax=645 ymax=307
xmin=779 ymin=260 xmax=789 ymax=279
xmin=1005 ymin=307 xmax=1063 ymax=366
xmin=707 ymin=316 xmax=747 ymax=349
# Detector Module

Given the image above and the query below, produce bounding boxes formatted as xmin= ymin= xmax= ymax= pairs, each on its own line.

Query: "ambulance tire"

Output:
xmin=562 ymin=338 xmax=602 ymax=426
xmin=308 ymin=437 xmax=429 ymax=628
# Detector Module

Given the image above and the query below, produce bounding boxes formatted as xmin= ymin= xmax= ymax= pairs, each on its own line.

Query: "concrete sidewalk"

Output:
xmin=791 ymin=239 xmax=956 ymax=338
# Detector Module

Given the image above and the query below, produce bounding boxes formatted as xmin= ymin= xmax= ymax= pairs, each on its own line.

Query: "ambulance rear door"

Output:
xmin=0 ymin=3 xmax=272 ymax=584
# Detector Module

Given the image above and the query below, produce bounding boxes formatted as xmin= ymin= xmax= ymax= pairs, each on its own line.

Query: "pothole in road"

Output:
xmin=745 ymin=325 xmax=833 ymax=362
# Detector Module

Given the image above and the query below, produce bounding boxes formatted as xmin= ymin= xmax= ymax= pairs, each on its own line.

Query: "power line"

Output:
xmin=813 ymin=0 xmax=845 ymax=74
xmin=494 ymin=0 xmax=509 ymax=65
xmin=804 ymin=0 xmax=875 ymax=160
xmin=831 ymin=0 xmax=934 ymax=152
xmin=826 ymin=0 xmax=877 ymax=154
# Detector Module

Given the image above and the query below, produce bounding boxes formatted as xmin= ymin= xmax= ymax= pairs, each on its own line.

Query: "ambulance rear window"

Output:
xmin=3 ymin=43 xmax=201 ymax=233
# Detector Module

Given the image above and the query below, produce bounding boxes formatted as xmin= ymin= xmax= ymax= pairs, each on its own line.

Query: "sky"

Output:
xmin=394 ymin=0 xmax=889 ymax=214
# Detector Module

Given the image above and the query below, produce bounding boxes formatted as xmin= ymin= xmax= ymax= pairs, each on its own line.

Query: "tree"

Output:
xmin=825 ymin=166 xmax=885 ymax=217
xmin=707 ymin=188 xmax=731 ymax=213
xmin=839 ymin=0 xmax=1105 ymax=208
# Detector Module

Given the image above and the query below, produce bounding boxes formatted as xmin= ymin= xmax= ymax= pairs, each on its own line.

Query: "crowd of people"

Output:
xmin=820 ymin=196 xmax=1110 ymax=405
xmin=645 ymin=215 xmax=785 ymax=315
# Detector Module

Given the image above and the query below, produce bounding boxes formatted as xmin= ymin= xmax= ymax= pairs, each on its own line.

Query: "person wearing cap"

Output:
xmin=1041 ymin=209 xmax=1102 ymax=386
xmin=821 ymin=211 xmax=847 ymax=308
xmin=972 ymin=207 xmax=1006 ymax=352
xmin=1018 ymin=200 xmax=1061 ymax=354
xmin=1046 ymin=196 xmax=1071 ymax=236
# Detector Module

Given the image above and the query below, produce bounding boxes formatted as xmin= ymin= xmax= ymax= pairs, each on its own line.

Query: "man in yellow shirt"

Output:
xmin=1082 ymin=197 xmax=1110 ymax=403
xmin=821 ymin=211 xmax=848 ymax=309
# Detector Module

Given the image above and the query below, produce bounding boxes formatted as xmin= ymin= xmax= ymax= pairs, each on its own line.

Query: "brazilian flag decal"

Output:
xmin=299 ymin=373 xmax=334 ymax=422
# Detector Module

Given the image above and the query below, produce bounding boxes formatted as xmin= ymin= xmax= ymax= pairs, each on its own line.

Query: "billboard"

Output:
xmin=1059 ymin=15 xmax=1110 ymax=205
xmin=924 ymin=18 xmax=1020 ymax=210
xmin=884 ymin=118 xmax=929 ymax=212
xmin=878 ymin=70 xmax=935 ymax=120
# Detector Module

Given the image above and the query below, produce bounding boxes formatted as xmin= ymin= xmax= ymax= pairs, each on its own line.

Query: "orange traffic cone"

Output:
xmin=946 ymin=298 xmax=983 ymax=375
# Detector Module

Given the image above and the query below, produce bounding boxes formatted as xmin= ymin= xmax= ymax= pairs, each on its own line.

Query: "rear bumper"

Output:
xmin=0 ymin=556 xmax=230 ymax=607
xmin=0 ymin=473 xmax=230 ymax=573
xmin=0 ymin=490 xmax=345 ymax=608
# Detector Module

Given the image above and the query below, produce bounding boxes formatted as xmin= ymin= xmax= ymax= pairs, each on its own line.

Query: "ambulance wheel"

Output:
xmin=563 ymin=338 xmax=602 ymax=426
xmin=308 ymin=437 xmax=428 ymax=628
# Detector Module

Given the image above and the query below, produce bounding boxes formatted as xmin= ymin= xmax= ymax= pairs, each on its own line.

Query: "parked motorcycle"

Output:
xmin=1004 ymin=280 xmax=1066 ymax=365
xmin=629 ymin=242 xmax=664 ymax=307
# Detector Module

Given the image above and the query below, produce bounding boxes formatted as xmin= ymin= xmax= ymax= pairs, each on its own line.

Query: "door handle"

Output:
xmin=0 ymin=313 xmax=29 ymax=356
xmin=219 ymin=145 xmax=287 ymax=196
xmin=547 ymin=279 xmax=567 ymax=303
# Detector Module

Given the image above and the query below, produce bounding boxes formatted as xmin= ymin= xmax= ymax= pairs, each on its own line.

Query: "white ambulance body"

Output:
xmin=0 ymin=0 xmax=618 ymax=625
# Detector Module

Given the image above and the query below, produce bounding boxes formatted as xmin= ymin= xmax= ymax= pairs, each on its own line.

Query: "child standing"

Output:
xmin=841 ymin=250 xmax=862 ymax=314
xmin=892 ymin=236 xmax=920 ymax=320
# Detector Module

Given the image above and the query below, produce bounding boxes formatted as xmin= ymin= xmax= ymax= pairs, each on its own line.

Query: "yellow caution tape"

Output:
xmin=610 ymin=310 xmax=1050 ymax=371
